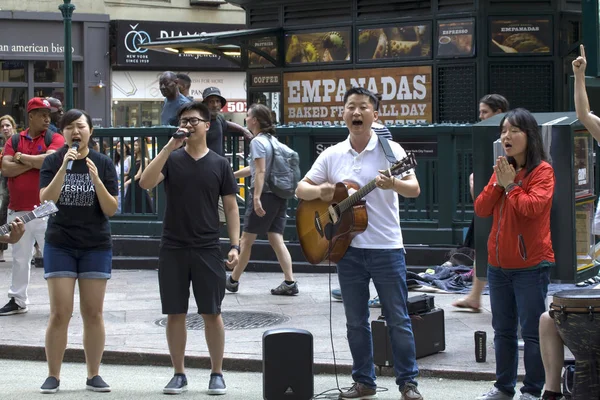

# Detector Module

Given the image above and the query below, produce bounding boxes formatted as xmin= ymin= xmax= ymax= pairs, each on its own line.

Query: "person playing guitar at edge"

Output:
xmin=295 ymin=87 xmax=424 ymax=400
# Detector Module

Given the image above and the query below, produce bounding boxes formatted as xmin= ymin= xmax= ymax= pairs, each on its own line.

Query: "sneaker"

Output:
xmin=0 ymin=298 xmax=28 ymax=316
xmin=86 ymin=375 xmax=111 ymax=392
xmin=476 ymin=387 xmax=514 ymax=400
xmin=519 ymin=394 xmax=540 ymax=400
xmin=331 ymin=288 xmax=343 ymax=301
xmin=40 ymin=376 xmax=60 ymax=394
xmin=163 ymin=373 xmax=188 ymax=395
xmin=271 ymin=281 xmax=299 ymax=296
xmin=368 ymin=296 xmax=381 ymax=308
xmin=401 ymin=383 xmax=423 ymax=400
xmin=207 ymin=373 xmax=226 ymax=395
xmin=339 ymin=382 xmax=377 ymax=399
xmin=225 ymin=275 xmax=239 ymax=293
xmin=541 ymin=391 xmax=563 ymax=400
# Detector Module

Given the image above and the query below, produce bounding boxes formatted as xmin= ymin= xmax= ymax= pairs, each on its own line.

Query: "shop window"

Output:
xmin=0 ymin=88 xmax=27 ymax=130
xmin=33 ymin=88 xmax=79 ymax=109
xmin=33 ymin=61 xmax=82 ymax=83
xmin=0 ymin=61 xmax=26 ymax=83
xmin=112 ymin=101 xmax=163 ymax=128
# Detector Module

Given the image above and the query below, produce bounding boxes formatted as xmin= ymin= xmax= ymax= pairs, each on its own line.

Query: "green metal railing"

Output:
xmin=94 ymin=124 xmax=474 ymax=245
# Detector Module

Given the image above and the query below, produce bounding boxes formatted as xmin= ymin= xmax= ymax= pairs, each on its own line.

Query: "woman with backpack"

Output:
xmin=226 ymin=104 xmax=297 ymax=296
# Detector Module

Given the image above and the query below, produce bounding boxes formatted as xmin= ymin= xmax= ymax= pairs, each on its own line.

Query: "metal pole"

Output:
xmin=59 ymin=0 xmax=76 ymax=110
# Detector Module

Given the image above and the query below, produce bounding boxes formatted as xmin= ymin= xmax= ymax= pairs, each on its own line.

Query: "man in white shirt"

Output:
xmin=296 ymin=87 xmax=423 ymax=400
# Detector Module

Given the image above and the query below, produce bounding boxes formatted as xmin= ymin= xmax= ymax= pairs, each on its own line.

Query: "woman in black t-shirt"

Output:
xmin=38 ymin=109 xmax=119 ymax=394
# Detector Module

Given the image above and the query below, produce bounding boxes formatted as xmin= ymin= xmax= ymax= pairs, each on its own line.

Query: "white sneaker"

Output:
xmin=476 ymin=387 xmax=514 ymax=400
xmin=518 ymin=394 xmax=539 ymax=400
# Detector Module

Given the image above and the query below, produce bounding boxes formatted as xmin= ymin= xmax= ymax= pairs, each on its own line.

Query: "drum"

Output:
xmin=550 ymin=289 xmax=600 ymax=400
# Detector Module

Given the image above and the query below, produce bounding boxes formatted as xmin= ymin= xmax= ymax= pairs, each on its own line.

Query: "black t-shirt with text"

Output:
xmin=161 ymin=148 xmax=237 ymax=249
xmin=40 ymin=147 xmax=119 ymax=250
xmin=207 ymin=114 xmax=228 ymax=156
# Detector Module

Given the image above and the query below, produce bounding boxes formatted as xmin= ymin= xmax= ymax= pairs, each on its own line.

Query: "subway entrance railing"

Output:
xmin=94 ymin=124 xmax=477 ymax=246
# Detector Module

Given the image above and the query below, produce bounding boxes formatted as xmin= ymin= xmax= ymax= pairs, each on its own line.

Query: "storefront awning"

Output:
xmin=141 ymin=27 xmax=281 ymax=66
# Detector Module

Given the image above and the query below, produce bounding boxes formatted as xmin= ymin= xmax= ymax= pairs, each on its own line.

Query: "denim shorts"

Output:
xmin=43 ymin=243 xmax=112 ymax=279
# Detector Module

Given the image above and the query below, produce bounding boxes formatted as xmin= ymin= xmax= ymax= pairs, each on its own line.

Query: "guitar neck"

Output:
xmin=0 ymin=210 xmax=37 ymax=235
xmin=337 ymin=174 xmax=387 ymax=213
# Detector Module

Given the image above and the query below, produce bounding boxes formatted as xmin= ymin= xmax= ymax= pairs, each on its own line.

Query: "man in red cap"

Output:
xmin=0 ymin=97 xmax=65 ymax=316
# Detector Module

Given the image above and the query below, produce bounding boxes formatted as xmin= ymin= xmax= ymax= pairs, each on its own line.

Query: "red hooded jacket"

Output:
xmin=474 ymin=161 xmax=555 ymax=269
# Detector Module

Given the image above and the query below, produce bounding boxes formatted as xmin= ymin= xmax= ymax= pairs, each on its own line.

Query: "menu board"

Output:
xmin=437 ymin=19 xmax=475 ymax=58
xmin=284 ymin=29 xmax=351 ymax=65
xmin=490 ymin=17 xmax=552 ymax=55
xmin=248 ymin=36 xmax=278 ymax=68
xmin=358 ymin=23 xmax=432 ymax=61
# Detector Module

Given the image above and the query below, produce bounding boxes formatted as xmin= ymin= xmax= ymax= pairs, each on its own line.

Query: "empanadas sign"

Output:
xmin=284 ymin=66 xmax=432 ymax=126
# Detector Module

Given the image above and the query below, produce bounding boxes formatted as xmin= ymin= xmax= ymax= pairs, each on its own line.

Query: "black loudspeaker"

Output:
xmin=372 ymin=308 xmax=446 ymax=366
xmin=262 ymin=328 xmax=314 ymax=400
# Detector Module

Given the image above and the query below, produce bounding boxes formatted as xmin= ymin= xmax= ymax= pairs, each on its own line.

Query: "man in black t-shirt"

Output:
xmin=140 ymin=101 xmax=240 ymax=396
xmin=202 ymin=87 xmax=253 ymax=224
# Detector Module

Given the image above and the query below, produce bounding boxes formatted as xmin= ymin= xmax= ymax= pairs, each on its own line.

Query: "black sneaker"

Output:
xmin=271 ymin=281 xmax=299 ymax=296
xmin=86 ymin=375 xmax=111 ymax=392
xmin=40 ymin=376 xmax=60 ymax=394
xmin=163 ymin=373 xmax=188 ymax=395
xmin=0 ymin=298 xmax=28 ymax=316
xmin=207 ymin=373 xmax=226 ymax=395
xmin=225 ymin=274 xmax=239 ymax=293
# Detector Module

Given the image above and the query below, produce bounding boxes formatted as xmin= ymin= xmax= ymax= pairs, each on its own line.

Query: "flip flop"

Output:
xmin=452 ymin=298 xmax=481 ymax=313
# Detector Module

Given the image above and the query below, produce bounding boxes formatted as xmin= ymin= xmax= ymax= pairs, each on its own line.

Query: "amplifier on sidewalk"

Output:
xmin=373 ymin=308 xmax=445 ymax=365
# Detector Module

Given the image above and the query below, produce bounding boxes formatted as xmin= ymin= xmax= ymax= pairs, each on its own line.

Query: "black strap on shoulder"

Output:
xmin=377 ymin=134 xmax=397 ymax=163
xmin=11 ymin=131 xmax=53 ymax=153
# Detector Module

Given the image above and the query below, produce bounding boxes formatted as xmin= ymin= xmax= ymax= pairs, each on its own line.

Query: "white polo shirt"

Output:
xmin=304 ymin=131 xmax=414 ymax=249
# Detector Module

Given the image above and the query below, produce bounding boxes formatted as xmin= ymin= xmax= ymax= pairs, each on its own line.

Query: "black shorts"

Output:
xmin=158 ymin=247 xmax=226 ymax=315
xmin=243 ymin=192 xmax=287 ymax=235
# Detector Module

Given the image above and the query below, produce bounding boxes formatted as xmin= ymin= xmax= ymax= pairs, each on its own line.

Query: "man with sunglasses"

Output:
xmin=159 ymin=71 xmax=191 ymax=127
xmin=140 ymin=101 xmax=240 ymax=396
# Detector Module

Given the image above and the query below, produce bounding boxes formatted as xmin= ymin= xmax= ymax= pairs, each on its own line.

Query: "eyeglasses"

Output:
xmin=179 ymin=118 xmax=208 ymax=126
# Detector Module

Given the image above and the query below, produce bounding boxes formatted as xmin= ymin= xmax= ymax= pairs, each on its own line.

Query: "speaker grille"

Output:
xmin=437 ymin=64 xmax=477 ymax=123
xmin=489 ymin=63 xmax=553 ymax=112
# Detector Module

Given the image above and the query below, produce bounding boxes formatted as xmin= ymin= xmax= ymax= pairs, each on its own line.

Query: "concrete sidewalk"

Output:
xmin=0 ymin=255 xmax=525 ymax=381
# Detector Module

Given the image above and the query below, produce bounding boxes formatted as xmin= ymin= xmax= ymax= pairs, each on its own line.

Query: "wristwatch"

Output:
xmin=14 ymin=152 xmax=22 ymax=163
xmin=230 ymin=245 xmax=241 ymax=252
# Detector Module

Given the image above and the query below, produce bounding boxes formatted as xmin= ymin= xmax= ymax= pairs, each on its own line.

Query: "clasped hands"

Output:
xmin=493 ymin=156 xmax=516 ymax=188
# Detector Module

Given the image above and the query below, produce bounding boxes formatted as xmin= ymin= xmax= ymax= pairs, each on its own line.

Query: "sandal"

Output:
xmin=452 ymin=298 xmax=481 ymax=312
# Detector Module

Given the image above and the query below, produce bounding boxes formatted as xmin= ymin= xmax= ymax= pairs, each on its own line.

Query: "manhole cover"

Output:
xmin=154 ymin=311 xmax=291 ymax=330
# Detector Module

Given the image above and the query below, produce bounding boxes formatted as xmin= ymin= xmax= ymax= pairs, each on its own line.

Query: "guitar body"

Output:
xmin=296 ymin=181 xmax=368 ymax=265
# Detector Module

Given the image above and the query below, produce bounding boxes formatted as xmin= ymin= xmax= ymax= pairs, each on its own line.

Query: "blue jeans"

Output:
xmin=337 ymin=247 xmax=418 ymax=390
xmin=488 ymin=265 xmax=551 ymax=397
xmin=44 ymin=243 xmax=112 ymax=279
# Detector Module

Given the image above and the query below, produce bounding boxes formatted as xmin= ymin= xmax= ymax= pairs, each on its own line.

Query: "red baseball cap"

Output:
xmin=27 ymin=97 xmax=56 ymax=113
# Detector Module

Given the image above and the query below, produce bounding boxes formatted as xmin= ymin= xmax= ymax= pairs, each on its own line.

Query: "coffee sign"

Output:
xmin=284 ymin=66 xmax=432 ymax=125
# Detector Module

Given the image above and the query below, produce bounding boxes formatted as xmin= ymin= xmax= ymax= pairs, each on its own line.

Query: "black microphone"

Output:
xmin=66 ymin=142 xmax=80 ymax=172
xmin=172 ymin=129 xmax=190 ymax=139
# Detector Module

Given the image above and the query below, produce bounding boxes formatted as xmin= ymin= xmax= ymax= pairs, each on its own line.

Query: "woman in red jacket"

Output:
xmin=475 ymin=108 xmax=554 ymax=400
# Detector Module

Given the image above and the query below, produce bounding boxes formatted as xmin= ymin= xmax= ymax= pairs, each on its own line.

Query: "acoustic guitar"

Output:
xmin=296 ymin=154 xmax=417 ymax=265
xmin=0 ymin=201 xmax=58 ymax=236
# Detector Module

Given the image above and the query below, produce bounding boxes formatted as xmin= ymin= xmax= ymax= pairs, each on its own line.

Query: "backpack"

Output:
xmin=11 ymin=130 xmax=54 ymax=154
xmin=265 ymin=135 xmax=301 ymax=199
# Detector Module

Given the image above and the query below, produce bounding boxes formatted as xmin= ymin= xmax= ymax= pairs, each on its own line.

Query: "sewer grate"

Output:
xmin=154 ymin=311 xmax=291 ymax=330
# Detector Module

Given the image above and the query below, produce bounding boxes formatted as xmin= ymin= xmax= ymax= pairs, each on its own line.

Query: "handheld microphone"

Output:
xmin=172 ymin=129 xmax=189 ymax=139
xmin=66 ymin=142 xmax=80 ymax=172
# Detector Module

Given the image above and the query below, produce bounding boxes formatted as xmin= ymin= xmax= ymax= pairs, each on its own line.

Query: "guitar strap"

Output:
xmin=377 ymin=134 xmax=397 ymax=164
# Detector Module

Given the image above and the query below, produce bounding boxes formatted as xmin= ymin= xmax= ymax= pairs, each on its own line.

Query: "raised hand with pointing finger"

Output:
xmin=572 ymin=44 xmax=587 ymax=76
